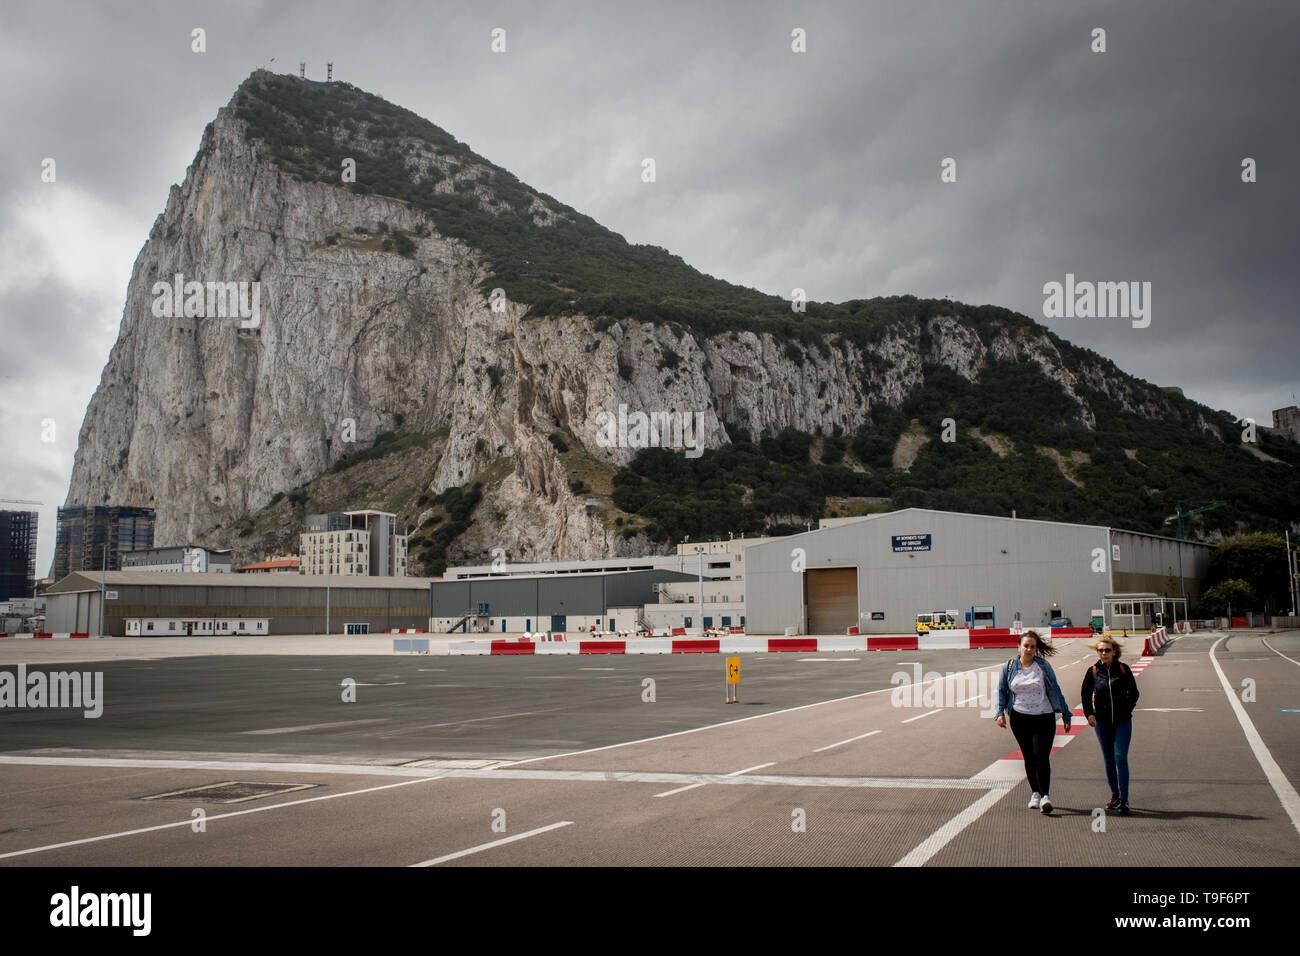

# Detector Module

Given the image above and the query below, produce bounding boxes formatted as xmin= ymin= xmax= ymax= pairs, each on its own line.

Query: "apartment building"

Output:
xmin=0 ymin=510 xmax=38 ymax=601
xmin=300 ymin=510 xmax=408 ymax=577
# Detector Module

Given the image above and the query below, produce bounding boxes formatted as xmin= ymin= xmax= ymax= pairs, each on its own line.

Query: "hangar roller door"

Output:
xmin=804 ymin=567 xmax=859 ymax=634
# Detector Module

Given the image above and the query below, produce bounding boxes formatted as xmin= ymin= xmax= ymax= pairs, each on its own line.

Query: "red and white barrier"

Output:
xmin=1143 ymin=625 xmax=1170 ymax=656
xmin=386 ymin=628 xmax=426 ymax=634
xmin=449 ymin=630 xmax=1025 ymax=656
xmin=1048 ymin=626 xmax=1094 ymax=638
xmin=1 ymin=633 xmax=35 ymax=639
xmin=31 ymin=633 xmax=90 ymax=639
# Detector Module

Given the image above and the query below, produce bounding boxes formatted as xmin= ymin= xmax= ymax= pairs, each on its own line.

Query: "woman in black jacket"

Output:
xmin=1081 ymin=634 xmax=1140 ymax=814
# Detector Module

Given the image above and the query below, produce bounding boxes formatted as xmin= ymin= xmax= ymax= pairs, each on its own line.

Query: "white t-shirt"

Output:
xmin=1010 ymin=660 xmax=1053 ymax=714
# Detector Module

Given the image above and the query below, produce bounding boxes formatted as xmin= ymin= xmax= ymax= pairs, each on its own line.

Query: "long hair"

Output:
xmin=1020 ymin=628 xmax=1057 ymax=658
xmin=1086 ymin=634 xmax=1125 ymax=661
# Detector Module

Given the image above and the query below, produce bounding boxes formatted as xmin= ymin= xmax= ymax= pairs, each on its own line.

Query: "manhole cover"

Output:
xmin=137 ymin=781 xmax=320 ymax=804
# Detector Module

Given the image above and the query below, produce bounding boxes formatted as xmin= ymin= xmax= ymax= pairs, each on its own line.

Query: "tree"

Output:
xmin=1206 ymin=533 xmax=1289 ymax=612
xmin=1197 ymin=579 xmax=1258 ymax=616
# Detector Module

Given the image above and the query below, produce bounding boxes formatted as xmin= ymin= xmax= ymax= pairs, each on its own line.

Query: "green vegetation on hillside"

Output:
xmin=407 ymin=481 xmax=483 ymax=576
xmin=326 ymin=430 xmax=431 ymax=475
xmin=231 ymin=73 xmax=1036 ymax=348
xmin=611 ymin=361 xmax=1300 ymax=542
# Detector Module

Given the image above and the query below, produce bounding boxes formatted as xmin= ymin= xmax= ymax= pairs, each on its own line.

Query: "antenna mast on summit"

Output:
xmin=327 ymin=62 xmax=333 ymax=82
xmin=299 ymin=62 xmax=306 ymax=78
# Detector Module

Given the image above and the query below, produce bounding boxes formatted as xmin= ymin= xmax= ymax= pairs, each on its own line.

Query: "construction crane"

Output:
xmin=0 ymin=497 xmax=44 ymax=507
xmin=1164 ymin=500 xmax=1226 ymax=540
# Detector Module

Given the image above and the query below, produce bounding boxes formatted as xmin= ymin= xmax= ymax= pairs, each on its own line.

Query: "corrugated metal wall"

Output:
xmin=605 ymin=569 xmax=696 ymax=608
xmin=428 ymin=570 xmax=700 ymax=621
xmin=47 ymin=581 xmax=429 ymax=635
xmin=746 ymin=509 xmax=1113 ymax=634
xmin=1109 ymin=530 xmax=1210 ymax=598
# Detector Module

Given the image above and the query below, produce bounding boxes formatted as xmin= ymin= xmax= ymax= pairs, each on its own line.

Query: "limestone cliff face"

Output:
xmin=63 ymin=78 xmax=1184 ymax=567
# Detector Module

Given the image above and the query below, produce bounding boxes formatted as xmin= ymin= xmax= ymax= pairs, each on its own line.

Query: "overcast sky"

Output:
xmin=1 ymin=0 xmax=1296 ymax=574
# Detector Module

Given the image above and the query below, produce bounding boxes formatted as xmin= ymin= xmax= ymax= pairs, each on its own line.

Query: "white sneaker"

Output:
xmin=1028 ymin=792 xmax=1041 ymax=809
xmin=1040 ymin=795 xmax=1053 ymax=814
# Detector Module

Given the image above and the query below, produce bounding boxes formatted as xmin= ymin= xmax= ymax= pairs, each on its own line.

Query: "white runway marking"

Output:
xmin=656 ymin=761 xmax=775 ymax=797
xmin=813 ymin=730 xmax=882 ymax=753
xmin=410 ymin=821 xmax=574 ymax=866
xmin=0 ymin=754 xmax=998 ymax=789
xmin=1262 ymin=637 xmax=1300 ymax=668
xmin=242 ymin=718 xmax=387 ymax=735
xmin=408 ymin=710 xmax=542 ymax=730
xmin=655 ymin=782 xmax=705 ymax=798
xmin=729 ymin=762 xmax=776 ymax=775
xmin=969 ymin=759 xmax=1023 ymax=783
xmin=901 ymin=709 xmax=944 ymax=724
xmin=893 ymin=787 xmax=1012 ymax=867
xmin=501 ymin=662 xmax=995 ymax=767
xmin=1210 ymin=636 xmax=1300 ymax=836
xmin=0 ymin=776 xmax=441 ymax=861
xmin=796 ymin=657 xmax=861 ymax=662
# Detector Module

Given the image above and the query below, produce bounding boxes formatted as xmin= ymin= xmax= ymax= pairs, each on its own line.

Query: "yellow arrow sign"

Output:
xmin=726 ymin=656 xmax=740 ymax=685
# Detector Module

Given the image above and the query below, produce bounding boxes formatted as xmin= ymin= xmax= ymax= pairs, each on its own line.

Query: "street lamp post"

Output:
xmin=98 ymin=541 xmax=106 ymax=638
xmin=696 ymin=546 xmax=704 ymax=636
xmin=1286 ymin=531 xmax=1297 ymax=617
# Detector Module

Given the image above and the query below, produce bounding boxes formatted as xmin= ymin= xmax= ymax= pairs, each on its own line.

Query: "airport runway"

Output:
xmin=0 ymin=631 xmax=1296 ymax=866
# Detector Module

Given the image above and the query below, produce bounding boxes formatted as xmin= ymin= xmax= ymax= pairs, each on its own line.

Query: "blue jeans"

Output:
xmin=1093 ymin=719 xmax=1133 ymax=798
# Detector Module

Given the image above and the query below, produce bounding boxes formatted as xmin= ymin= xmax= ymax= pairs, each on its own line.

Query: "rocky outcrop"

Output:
xmin=63 ymin=75 xmax=1196 ymax=567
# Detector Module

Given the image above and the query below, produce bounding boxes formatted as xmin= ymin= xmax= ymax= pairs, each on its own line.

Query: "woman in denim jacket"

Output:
xmin=996 ymin=630 xmax=1072 ymax=814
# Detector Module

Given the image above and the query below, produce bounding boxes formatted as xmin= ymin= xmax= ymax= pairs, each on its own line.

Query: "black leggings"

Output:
xmin=1010 ymin=710 xmax=1057 ymax=794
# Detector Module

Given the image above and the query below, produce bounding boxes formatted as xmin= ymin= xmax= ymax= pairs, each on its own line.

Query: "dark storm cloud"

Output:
xmin=1 ymin=0 xmax=1297 ymax=570
xmin=0 ymin=278 xmax=108 ymax=379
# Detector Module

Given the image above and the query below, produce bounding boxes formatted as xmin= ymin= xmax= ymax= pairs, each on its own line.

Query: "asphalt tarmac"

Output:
xmin=0 ymin=631 xmax=1296 ymax=866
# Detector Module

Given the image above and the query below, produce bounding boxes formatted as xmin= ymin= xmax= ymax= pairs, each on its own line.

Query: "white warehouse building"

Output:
xmin=744 ymin=508 xmax=1211 ymax=636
